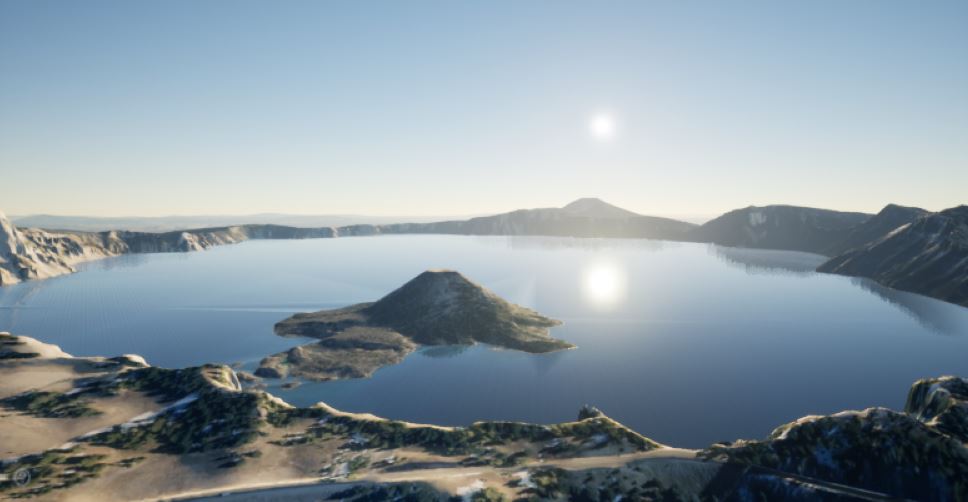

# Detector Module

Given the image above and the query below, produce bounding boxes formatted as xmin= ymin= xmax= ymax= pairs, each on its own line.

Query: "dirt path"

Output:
xmin=176 ymin=448 xmax=702 ymax=501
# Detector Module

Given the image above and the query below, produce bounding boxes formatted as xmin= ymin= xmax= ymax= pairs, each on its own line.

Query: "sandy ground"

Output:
xmin=0 ymin=391 xmax=161 ymax=457
xmin=165 ymin=448 xmax=706 ymax=502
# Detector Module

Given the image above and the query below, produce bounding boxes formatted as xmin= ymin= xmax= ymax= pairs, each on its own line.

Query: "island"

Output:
xmin=257 ymin=270 xmax=572 ymax=380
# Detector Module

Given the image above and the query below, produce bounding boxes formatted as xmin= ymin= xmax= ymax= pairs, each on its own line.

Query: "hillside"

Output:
xmin=826 ymin=203 xmax=929 ymax=256
xmin=689 ymin=205 xmax=871 ymax=254
xmin=818 ymin=206 xmax=968 ymax=307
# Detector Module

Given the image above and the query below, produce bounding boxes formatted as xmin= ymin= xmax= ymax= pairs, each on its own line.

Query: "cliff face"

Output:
xmin=111 ymin=224 xmax=336 ymax=253
xmin=818 ymin=206 xmax=968 ymax=307
xmin=0 ymin=212 xmax=121 ymax=285
xmin=0 ymin=217 xmax=339 ymax=285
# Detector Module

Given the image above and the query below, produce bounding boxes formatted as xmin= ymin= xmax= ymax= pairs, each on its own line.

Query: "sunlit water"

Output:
xmin=2 ymin=235 xmax=967 ymax=448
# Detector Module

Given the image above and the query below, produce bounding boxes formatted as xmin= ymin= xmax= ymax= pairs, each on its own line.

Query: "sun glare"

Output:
xmin=583 ymin=262 xmax=627 ymax=307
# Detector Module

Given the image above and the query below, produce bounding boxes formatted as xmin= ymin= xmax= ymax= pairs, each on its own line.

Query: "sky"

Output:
xmin=1 ymin=0 xmax=966 ymax=219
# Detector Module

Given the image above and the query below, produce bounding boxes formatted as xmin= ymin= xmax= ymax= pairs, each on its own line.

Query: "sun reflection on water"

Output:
xmin=582 ymin=262 xmax=627 ymax=308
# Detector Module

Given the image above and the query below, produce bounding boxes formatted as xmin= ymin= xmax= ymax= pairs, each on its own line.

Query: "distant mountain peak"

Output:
xmin=561 ymin=198 xmax=640 ymax=219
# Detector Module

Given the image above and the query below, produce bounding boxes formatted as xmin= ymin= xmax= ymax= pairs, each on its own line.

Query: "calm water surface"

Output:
xmin=2 ymin=235 xmax=967 ymax=448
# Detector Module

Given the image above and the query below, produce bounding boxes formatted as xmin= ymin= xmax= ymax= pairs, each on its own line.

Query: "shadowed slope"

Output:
xmin=818 ymin=206 xmax=968 ymax=307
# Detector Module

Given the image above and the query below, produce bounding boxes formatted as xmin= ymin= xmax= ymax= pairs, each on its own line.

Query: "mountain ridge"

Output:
xmin=2 ymin=198 xmax=966 ymax=308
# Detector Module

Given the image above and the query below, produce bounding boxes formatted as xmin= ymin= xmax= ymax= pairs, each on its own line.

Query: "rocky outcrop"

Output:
xmin=690 ymin=205 xmax=871 ymax=254
xmin=818 ymin=206 xmax=968 ymax=307
xmin=705 ymin=376 xmax=968 ymax=501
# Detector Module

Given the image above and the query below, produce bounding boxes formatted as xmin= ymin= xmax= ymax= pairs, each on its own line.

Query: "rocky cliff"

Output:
xmin=818 ymin=206 xmax=968 ymax=307
xmin=0 ymin=212 xmax=122 ymax=285
xmin=705 ymin=375 xmax=968 ymax=500
xmin=0 ymin=216 xmax=338 ymax=285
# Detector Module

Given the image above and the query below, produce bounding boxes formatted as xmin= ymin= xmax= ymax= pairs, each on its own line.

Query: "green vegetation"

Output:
xmin=0 ymin=391 xmax=100 ymax=418
xmin=515 ymin=467 xmax=680 ymax=502
xmin=88 ymin=390 xmax=262 ymax=453
xmin=0 ymin=449 xmax=108 ymax=499
xmin=266 ymin=405 xmax=658 ymax=458
xmin=347 ymin=455 xmax=370 ymax=474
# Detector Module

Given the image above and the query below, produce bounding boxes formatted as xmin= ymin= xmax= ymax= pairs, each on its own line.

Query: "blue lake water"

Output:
xmin=2 ymin=235 xmax=967 ymax=448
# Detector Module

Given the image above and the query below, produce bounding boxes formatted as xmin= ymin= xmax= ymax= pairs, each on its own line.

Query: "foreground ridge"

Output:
xmin=1 ymin=331 xmax=966 ymax=501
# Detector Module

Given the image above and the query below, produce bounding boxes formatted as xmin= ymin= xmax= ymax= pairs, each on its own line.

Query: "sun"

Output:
xmin=589 ymin=113 xmax=616 ymax=141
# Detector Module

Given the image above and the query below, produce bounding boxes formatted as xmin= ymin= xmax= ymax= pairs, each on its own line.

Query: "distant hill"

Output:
xmin=689 ymin=205 xmax=871 ymax=254
xmin=341 ymin=198 xmax=698 ymax=240
xmin=818 ymin=206 xmax=968 ymax=307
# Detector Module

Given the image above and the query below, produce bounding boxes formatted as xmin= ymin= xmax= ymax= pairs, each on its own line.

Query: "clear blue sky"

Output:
xmin=1 ymin=0 xmax=966 ymax=218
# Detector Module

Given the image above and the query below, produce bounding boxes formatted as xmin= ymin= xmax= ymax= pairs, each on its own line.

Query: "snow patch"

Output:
xmin=457 ymin=480 xmax=486 ymax=501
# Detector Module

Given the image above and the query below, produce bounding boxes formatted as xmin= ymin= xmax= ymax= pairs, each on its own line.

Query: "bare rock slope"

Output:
xmin=0 ymin=212 xmax=122 ymax=285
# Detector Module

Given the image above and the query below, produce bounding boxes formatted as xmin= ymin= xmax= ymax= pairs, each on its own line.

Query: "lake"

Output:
xmin=2 ymin=235 xmax=967 ymax=448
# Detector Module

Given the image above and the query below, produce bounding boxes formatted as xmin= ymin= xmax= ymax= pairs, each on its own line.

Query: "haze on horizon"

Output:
xmin=1 ymin=0 xmax=966 ymax=219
